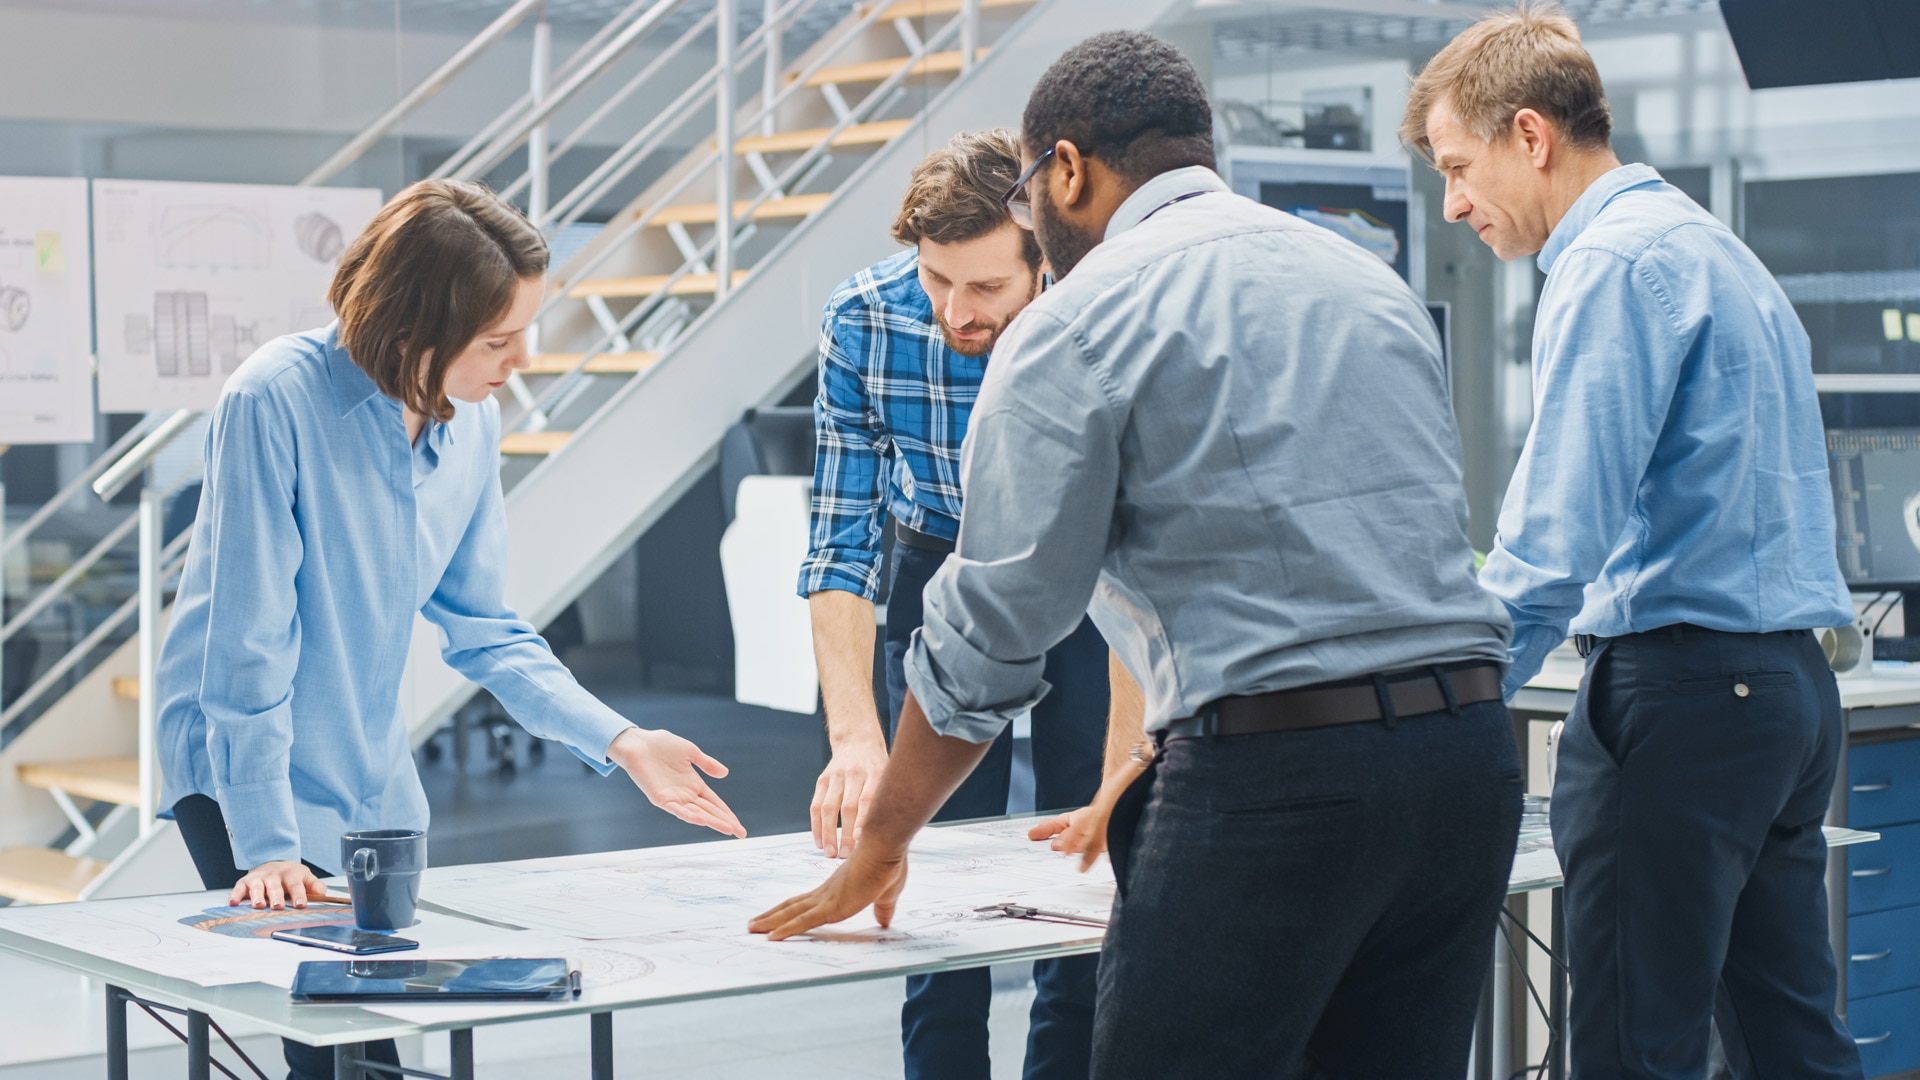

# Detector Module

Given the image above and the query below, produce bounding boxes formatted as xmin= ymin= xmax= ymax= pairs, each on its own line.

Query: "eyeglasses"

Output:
xmin=1001 ymin=148 xmax=1055 ymax=231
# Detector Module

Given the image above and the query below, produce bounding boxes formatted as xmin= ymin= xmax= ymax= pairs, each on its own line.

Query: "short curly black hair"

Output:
xmin=1020 ymin=31 xmax=1214 ymax=186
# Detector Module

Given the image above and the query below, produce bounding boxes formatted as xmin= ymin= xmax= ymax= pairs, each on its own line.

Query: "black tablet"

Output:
xmin=290 ymin=957 xmax=577 ymax=1003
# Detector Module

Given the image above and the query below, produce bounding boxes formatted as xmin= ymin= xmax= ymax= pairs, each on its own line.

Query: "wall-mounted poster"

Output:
xmin=92 ymin=179 xmax=381 ymax=412
xmin=0 ymin=176 xmax=94 ymax=444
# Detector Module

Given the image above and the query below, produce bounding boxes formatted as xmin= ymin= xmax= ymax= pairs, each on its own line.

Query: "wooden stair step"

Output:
xmin=566 ymin=270 xmax=749 ymax=300
xmin=875 ymin=0 xmax=1032 ymax=18
xmin=500 ymin=431 xmax=574 ymax=456
xmin=17 ymin=757 xmax=140 ymax=806
xmin=649 ymin=192 xmax=833 ymax=227
xmin=803 ymin=48 xmax=987 ymax=88
xmin=112 ymin=676 xmax=139 ymax=700
xmin=522 ymin=352 xmax=660 ymax=376
xmin=735 ymin=119 xmax=912 ymax=156
xmin=0 ymin=845 xmax=108 ymax=905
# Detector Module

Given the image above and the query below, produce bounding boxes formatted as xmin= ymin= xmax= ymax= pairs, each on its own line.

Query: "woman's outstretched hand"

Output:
xmin=610 ymin=727 xmax=748 ymax=838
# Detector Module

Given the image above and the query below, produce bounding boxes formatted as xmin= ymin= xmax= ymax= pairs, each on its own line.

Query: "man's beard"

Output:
xmin=935 ymin=276 xmax=1037 ymax=357
xmin=1033 ymin=185 xmax=1101 ymax=282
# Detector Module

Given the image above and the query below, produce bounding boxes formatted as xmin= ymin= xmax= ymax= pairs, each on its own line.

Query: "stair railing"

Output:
xmin=515 ymin=0 xmax=976 ymax=425
xmin=18 ymin=0 xmax=707 ymax=796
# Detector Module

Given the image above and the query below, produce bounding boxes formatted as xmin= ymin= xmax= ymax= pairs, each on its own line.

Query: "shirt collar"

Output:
xmin=323 ymin=322 xmax=384 ymax=418
xmin=1104 ymin=166 xmax=1231 ymax=241
xmin=1537 ymin=162 xmax=1664 ymax=274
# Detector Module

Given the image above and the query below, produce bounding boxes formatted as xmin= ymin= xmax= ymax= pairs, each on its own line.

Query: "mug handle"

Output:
xmin=349 ymin=847 xmax=380 ymax=882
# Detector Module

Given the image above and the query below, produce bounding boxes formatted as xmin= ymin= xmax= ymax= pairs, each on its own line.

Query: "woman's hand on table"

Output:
xmin=230 ymin=861 xmax=329 ymax=910
xmin=610 ymin=727 xmax=748 ymax=839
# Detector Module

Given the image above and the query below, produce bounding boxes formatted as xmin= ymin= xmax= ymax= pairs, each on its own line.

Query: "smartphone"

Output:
xmin=271 ymin=925 xmax=419 ymax=955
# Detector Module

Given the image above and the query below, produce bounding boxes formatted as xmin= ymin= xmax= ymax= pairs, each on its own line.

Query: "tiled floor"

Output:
xmin=0 ymin=682 xmax=1049 ymax=1078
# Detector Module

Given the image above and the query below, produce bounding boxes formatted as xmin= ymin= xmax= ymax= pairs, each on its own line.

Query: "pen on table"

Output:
xmin=570 ymin=970 xmax=583 ymax=997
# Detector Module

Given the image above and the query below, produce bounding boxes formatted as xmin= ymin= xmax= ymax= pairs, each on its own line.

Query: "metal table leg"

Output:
xmin=450 ymin=1028 xmax=475 ymax=1080
xmin=1549 ymin=887 xmax=1568 ymax=1080
xmin=106 ymin=985 xmax=129 ymax=1080
xmin=591 ymin=1012 xmax=613 ymax=1080
xmin=1474 ymin=959 xmax=1494 ymax=1080
xmin=187 ymin=1011 xmax=211 ymax=1080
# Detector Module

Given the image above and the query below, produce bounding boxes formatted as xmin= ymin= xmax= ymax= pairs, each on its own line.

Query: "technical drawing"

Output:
xmin=0 ymin=283 xmax=27 ymax=331
xmin=294 ymin=212 xmax=346 ymax=262
xmin=124 ymin=291 xmax=259 ymax=377
xmin=179 ymin=905 xmax=355 ymax=941
xmin=154 ymin=202 xmax=272 ymax=269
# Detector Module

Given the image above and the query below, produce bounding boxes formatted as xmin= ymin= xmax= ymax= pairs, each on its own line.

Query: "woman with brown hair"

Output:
xmin=153 ymin=179 xmax=743 ymax=1079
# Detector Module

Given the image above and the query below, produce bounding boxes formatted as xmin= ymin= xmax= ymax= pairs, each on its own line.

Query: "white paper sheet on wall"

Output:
xmin=91 ymin=179 xmax=381 ymax=412
xmin=0 ymin=176 xmax=94 ymax=444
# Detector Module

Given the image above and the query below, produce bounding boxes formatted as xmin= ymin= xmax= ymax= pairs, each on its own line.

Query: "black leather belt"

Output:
xmin=1161 ymin=662 xmax=1504 ymax=742
xmin=893 ymin=519 xmax=956 ymax=555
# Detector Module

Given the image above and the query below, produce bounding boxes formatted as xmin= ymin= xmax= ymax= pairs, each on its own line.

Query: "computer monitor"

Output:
xmin=1829 ymin=427 xmax=1920 ymax=593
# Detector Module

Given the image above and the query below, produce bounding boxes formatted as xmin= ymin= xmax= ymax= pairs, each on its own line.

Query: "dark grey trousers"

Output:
xmin=1094 ymin=697 xmax=1522 ymax=1079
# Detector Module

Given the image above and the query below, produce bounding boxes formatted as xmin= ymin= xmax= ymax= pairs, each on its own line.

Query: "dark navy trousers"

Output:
xmin=1553 ymin=626 xmax=1863 ymax=1080
xmin=884 ymin=540 xmax=1107 ymax=1080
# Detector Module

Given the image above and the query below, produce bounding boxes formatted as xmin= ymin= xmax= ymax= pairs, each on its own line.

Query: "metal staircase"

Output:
xmin=0 ymin=0 xmax=1186 ymax=904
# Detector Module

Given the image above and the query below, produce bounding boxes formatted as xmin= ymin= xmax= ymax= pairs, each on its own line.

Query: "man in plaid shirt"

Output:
xmin=796 ymin=130 xmax=1110 ymax=1080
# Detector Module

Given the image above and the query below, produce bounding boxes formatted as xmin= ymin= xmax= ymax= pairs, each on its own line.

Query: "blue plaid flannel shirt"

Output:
xmin=797 ymin=249 xmax=987 ymax=601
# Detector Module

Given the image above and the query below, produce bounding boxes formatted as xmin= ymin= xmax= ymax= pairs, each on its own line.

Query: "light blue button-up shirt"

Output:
xmin=1480 ymin=164 xmax=1854 ymax=697
xmin=904 ymin=167 xmax=1510 ymax=741
xmin=156 ymin=325 xmax=634 ymax=870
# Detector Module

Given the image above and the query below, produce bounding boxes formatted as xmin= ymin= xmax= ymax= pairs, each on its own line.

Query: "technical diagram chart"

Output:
xmin=0 ymin=176 xmax=93 ymax=443
xmin=92 ymin=179 xmax=380 ymax=411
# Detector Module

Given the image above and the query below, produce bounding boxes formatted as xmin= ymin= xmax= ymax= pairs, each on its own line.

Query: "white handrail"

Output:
xmin=716 ymin=0 xmax=738 ymax=301
xmin=0 ymin=411 xmax=163 ymax=559
xmin=92 ymin=408 xmax=200 ymax=502
xmin=524 ymin=4 xmax=964 ymax=414
xmin=300 ymin=0 xmax=546 ymax=186
xmin=501 ymin=7 xmax=723 ymax=206
xmin=453 ymin=0 xmax=694 ymax=183
xmin=430 ymin=0 xmax=667 ymax=183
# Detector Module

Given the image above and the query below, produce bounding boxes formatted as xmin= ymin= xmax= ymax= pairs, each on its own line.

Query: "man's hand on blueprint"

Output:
xmin=1028 ymin=742 xmax=1151 ymax=872
xmin=610 ymin=728 xmax=748 ymax=839
xmin=748 ymin=843 xmax=909 ymax=940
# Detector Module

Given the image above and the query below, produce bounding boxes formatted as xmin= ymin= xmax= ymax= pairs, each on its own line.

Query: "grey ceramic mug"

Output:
xmin=341 ymin=828 xmax=426 ymax=931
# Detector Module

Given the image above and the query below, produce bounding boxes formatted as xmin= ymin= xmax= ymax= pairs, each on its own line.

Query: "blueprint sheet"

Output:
xmin=418 ymin=817 xmax=1114 ymax=942
xmin=370 ymin=820 xmax=1114 ymax=1024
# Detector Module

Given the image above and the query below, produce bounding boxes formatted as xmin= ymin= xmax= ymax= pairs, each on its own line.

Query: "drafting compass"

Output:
xmin=974 ymin=903 xmax=1108 ymax=927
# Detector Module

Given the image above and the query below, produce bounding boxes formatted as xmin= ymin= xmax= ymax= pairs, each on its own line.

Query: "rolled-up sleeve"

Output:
xmin=904 ymin=311 xmax=1119 ymax=743
xmin=1479 ymin=248 xmax=1686 ymax=696
xmin=195 ymin=390 xmax=306 ymax=869
xmin=421 ymin=408 xmax=633 ymax=773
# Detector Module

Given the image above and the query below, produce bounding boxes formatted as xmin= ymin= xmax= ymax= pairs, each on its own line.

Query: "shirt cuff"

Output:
xmin=1502 ymin=622 xmax=1567 ymax=700
xmin=216 ymin=776 xmax=303 ymax=869
xmin=563 ymin=703 xmax=636 ymax=777
xmin=798 ymin=556 xmax=880 ymax=602
xmin=902 ymin=625 xmax=1050 ymax=744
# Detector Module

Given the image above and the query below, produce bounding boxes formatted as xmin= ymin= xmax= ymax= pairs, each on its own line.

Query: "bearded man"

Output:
xmin=795 ymin=128 xmax=1108 ymax=1080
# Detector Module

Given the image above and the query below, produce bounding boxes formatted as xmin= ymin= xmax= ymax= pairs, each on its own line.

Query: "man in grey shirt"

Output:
xmin=754 ymin=31 xmax=1521 ymax=1077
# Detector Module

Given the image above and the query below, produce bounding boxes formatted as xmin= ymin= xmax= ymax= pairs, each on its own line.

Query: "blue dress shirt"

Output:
xmin=797 ymin=249 xmax=986 ymax=601
xmin=1479 ymin=164 xmax=1854 ymax=698
xmin=156 ymin=325 xmax=634 ymax=870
